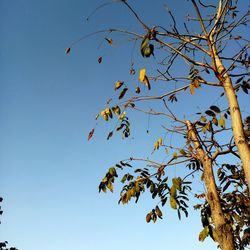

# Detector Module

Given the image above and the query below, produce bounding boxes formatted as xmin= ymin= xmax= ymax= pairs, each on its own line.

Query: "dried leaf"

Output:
xmin=135 ymin=86 xmax=141 ymax=94
xmin=98 ymin=57 xmax=102 ymax=64
xmin=105 ymin=37 xmax=113 ymax=45
xmin=143 ymin=75 xmax=151 ymax=90
xmin=146 ymin=213 xmax=151 ymax=223
xmin=65 ymin=47 xmax=71 ymax=54
xmin=87 ymin=128 xmax=95 ymax=141
xmin=119 ymin=88 xmax=128 ymax=99
xmin=107 ymin=131 xmax=113 ymax=140
xmin=212 ymin=117 xmax=218 ymax=126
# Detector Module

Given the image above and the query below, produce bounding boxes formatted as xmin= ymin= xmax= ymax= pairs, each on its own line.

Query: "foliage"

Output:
xmin=0 ymin=198 xmax=17 ymax=250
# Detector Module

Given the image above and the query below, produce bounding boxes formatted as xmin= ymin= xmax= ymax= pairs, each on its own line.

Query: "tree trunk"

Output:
xmin=212 ymin=49 xmax=250 ymax=187
xmin=186 ymin=121 xmax=235 ymax=250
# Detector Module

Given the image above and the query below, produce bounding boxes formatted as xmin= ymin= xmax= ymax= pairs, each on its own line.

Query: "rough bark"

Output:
xmin=186 ymin=121 xmax=235 ymax=250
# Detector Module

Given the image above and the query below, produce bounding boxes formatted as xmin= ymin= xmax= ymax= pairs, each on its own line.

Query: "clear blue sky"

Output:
xmin=1 ymin=1 xmax=249 ymax=250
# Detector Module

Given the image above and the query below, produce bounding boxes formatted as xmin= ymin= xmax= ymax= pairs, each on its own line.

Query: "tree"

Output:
xmin=0 ymin=198 xmax=17 ymax=250
xmin=67 ymin=1 xmax=250 ymax=249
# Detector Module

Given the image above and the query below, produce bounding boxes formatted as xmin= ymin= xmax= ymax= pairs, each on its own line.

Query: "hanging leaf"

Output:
xmin=115 ymin=80 xmax=124 ymax=90
xmin=104 ymin=108 xmax=113 ymax=119
xmin=140 ymin=35 xmax=149 ymax=57
xmin=87 ymin=128 xmax=95 ymax=141
xmin=199 ymin=226 xmax=209 ymax=242
xmin=173 ymin=152 xmax=178 ymax=159
xmin=154 ymin=141 xmax=159 ymax=150
xmin=241 ymin=84 xmax=249 ymax=94
xmin=155 ymin=206 xmax=163 ymax=218
xmin=65 ymin=47 xmax=71 ymax=54
xmin=210 ymin=105 xmax=221 ymax=113
xmin=205 ymin=110 xmax=216 ymax=117
xmin=223 ymin=181 xmax=231 ymax=192
xmin=158 ymin=138 xmax=163 ymax=145
xmin=106 ymin=98 xmax=112 ymax=104
xmin=105 ymin=37 xmax=113 ymax=45
xmin=146 ymin=213 xmax=151 ymax=223
xmin=112 ymin=106 xmax=121 ymax=115
xmin=179 ymin=149 xmax=187 ymax=156
xmin=107 ymin=131 xmax=113 ymax=140
xmin=192 ymin=78 xmax=201 ymax=88
xmin=135 ymin=86 xmax=141 ymax=94
xmin=168 ymin=94 xmax=178 ymax=102
xmin=212 ymin=117 xmax=218 ymax=126
xmin=119 ymin=88 xmax=128 ymax=99
xmin=98 ymin=57 xmax=103 ymax=63
xmin=170 ymin=196 xmax=177 ymax=209
xmin=201 ymin=116 xmax=207 ymax=122
xmin=219 ymin=117 xmax=225 ymax=128
xmin=129 ymin=68 xmax=135 ymax=75
xmin=189 ymin=83 xmax=195 ymax=95
xmin=139 ymin=68 xmax=146 ymax=82
xmin=101 ymin=110 xmax=108 ymax=121
xmin=143 ymin=75 xmax=151 ymax=90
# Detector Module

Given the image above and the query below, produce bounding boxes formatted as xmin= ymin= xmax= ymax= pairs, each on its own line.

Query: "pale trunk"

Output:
xmin=212 ymin=48 xmax=250 ymax=187
xmin=186 ymin=121 xmax=235 ymax=250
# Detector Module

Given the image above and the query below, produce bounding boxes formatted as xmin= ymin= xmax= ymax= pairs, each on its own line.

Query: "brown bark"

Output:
xmin=186 ymin=121 xmax=235 ymax=250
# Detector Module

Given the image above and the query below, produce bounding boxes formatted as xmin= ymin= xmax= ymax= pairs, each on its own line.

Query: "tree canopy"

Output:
xmin=67 ymin=1 xmax=250 ymax=249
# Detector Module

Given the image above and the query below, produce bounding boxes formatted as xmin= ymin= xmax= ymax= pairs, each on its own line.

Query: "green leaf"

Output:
xmin=140 ymin=35 xmax=149 ymax=57
xmin=121 ymin=174 xmax=127 ymax=183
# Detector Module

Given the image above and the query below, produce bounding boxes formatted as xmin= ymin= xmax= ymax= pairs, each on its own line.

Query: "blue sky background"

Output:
xmin=1 ymin=1 xmax=249 ymax=250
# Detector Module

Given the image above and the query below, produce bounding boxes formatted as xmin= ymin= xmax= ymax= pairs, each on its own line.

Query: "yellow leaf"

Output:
xmin=158 ymin=138 xmax=163 ymax=145
xmin=101 ymin=110 xmax=108 ymax=121
xmin=173 ymin=152 xmax=178 ymax=159
xmin=190 ymin=83 xmax=195 ymax=95
xmin=112 ymin=106 xmax=121 ymax=115
xmin=199 ymin=226 xmax=209 ymax=242
xmin=154 ymin=141 xmax=159 ymax=150
xmin=139 ymin=68 xmax=146 ymax=82
xmin=219 ymin=117 xmax=225 ymax=128
xmin=115 ymin=81 xmax=123 ymax=90
xmin=193 ymin=78 xmax=201 ymax=88
xmin=170 ymin=196 xmax=177 ymax=209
